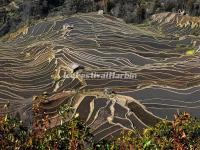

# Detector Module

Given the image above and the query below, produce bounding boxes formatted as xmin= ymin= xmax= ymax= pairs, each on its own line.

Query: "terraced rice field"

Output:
xmin=0 ymin=12 xmax=200 ymax=141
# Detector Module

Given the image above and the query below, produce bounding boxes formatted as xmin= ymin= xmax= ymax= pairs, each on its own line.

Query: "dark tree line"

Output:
xmin=0 ymin=0 xmax=200 ymax=36
xmin=158 ymin=0 xmax=200 ymax=16
xmin=64 ymin=0 xmax=200 ymax=23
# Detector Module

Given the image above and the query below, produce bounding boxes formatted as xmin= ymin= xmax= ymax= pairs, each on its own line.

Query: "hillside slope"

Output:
xmin=0 ymin=13 xmax=200 ymax=141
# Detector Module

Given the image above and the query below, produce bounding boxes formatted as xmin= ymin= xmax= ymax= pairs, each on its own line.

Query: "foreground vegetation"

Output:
xmin=0 ymin=104 xmax=200 ymax=150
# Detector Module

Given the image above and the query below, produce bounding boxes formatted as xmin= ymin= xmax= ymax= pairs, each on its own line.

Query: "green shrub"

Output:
xmin=94 ymin=112 xmax=200 ymax=150
xmin=0 ymin=106 xmax=200 ymax=150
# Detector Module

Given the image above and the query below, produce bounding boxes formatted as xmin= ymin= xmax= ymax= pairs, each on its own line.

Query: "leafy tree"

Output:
xmin=153 ymin=0 xmax=161 ymax=13
xmin=136 ymin=4 xmax=146 ymax=23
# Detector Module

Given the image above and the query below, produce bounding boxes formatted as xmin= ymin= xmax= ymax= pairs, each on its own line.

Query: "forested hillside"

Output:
xmin=0 ymin=0 xmax=200 ymax=36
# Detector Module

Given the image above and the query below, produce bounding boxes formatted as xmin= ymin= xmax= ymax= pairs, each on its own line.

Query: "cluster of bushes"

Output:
xmin=1 ymin=101 xmax=200 ymax=150
xmin=65 ymin=0 xmax=200 ymax=23
xmin=97 ymin=112 xmax=200 ymax=149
